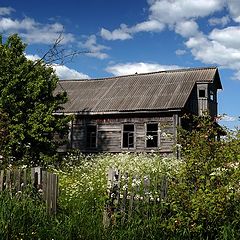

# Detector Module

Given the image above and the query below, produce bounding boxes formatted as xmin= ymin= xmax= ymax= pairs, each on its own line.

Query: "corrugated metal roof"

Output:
xmin=55 ymin=67 xmax=222 ymax=114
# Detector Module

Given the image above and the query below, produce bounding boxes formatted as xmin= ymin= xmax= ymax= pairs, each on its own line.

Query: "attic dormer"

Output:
xmin=196 ymin=69 xmax=222 ymax=117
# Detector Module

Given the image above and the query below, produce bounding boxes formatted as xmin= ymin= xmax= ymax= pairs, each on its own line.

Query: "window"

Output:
xmin=199 ymin=89 xmax=206 ymax=98
xmin=146 ymin=123 xmax=158 ymax=148
xmin=86 ymin=125 xmax=97 ymax=148
xmin=122 ymin=124 xmax=134 ymax=148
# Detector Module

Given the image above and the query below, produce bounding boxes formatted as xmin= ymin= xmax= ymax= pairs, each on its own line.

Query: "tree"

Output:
xmin=0 ymin=34 xmax=70 ymax=166
xmin=0 ymin=109 xmax=9 ymax=159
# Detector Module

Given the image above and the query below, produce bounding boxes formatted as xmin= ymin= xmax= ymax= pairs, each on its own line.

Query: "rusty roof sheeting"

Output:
xmin=55 ymin=67 xmax=221 ymax=113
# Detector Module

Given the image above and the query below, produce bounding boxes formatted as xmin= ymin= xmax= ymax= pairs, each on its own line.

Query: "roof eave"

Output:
xmin=54 ymin=108 xmax=183 ymax=116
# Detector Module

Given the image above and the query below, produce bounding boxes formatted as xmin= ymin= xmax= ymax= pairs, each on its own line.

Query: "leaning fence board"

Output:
xmin=51 ymin=173 xmax=58 ymax=214
xmin=5 ymin=170 xmax=11 ymax=190
xmin=0 ymin=167 xmax=58 ymax=214
xmin=0 ymin=170 xmax=4 ymax=191
xmin=120 ymin=172 xmax=128 ymax=225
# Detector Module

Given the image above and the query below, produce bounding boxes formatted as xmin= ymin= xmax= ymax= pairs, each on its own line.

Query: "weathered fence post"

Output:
xmin=161 ymin=175 xmax=168 ymax=200
xmin=120 ymin=172 xmax=128 ymax=225
xmin=0 ymin=170 xmax=4 ymax=191
xmin=103 ymin=168 xmax=120 ymax=228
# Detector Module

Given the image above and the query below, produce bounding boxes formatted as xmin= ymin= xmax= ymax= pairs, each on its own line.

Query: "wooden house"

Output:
xmin=55 ymin=67 xmax=222 ymax=155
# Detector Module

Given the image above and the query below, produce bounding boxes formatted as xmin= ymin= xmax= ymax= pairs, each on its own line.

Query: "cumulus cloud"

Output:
xmin=184 ymin=25 xmax=240 ymax=80
xmin=52 ymin=65 xmax=90 ymax=80
xmin=209 ymin=26 xmax=240 ymax=49
xmin=227 ymin=0 xmax=240 ymax=22
xmin=100 ymin=20 xmax=165 ymax=40
xmin=175 ymin=20 xmax=199 ymax=38
xmin=132 ymin=20 xmax=165 ymax=33
xmin=25 ymin=54 xmax=89 ymax=80
xmin=100 ymin=0 xmax=226 ymax=41
xmin=22 ymin=28 xmax=74 ymax=45
xmin=0 ymin=7 xmax=14 ymax=16
xmin=208 ymin=16 xmax=230 ymax=26
xmin=80 ymin=35 xmax=110 ymax=59
xmin=0 ymin=17 xmax=36 ymax=31
xmin=186 ymin=34 xmax=240 ymax=69
xmin=106 ymin=62 xmax=181 ymax=76
xmin=101 ymin=25 xmax=132 ymax=41
xmin=100 ymin=19 xmax=164 ymax=40
xmin=0 ymin=15 xmax=74 ymax=44
xmin=149 ymin=0 xmax=225 ymax=26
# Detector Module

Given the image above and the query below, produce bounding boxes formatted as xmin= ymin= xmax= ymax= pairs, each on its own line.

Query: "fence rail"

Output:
xmin=0 ymin=167 xmax=58 ymax=214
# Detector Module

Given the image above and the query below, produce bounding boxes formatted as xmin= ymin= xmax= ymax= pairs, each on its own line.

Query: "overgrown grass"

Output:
xmin=0 ymin=188 xmax=59 ymax=240
xmin=1 ymin=122 xmax=240 ymax=240
xmin=55 ymin=152 xmax=181 ymax=240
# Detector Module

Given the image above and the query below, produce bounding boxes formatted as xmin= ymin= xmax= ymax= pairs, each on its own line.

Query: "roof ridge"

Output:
xmin=58 ymin=66 xmax=218 ymax=82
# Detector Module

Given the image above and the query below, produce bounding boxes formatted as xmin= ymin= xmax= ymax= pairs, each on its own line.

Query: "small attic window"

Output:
xmin=199 ymin=89 xmax=206 ymax=98
xmin=210 ymin=90 xmax=214 ymax=101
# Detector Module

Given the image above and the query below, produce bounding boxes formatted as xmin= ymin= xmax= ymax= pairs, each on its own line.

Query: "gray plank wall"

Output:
xmin=69 ymin=115 xmax=176 ymax=154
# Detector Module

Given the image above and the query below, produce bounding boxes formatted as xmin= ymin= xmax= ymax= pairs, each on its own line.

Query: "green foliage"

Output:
xmin=0 ymin=34 xmax=70 ymax=166
xmin=0 ymin=108 xmax=9 ymax=156
xmin=165 ymin=115 xmax=240 ymax=239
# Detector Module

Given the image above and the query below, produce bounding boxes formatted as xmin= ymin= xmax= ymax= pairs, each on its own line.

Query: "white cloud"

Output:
xmin=209 ymin=26 xmax=240 ymax=49
xmin=101 ymin=20 xmax=164 ymax=41
xmin=0 ymin=16 xmax=74 ymax=44
xmin=0 ymin=7 xmax=14 ymax=16
xmin=80 ymin=35 xmax=110 ymax=59
xmin=25 ymin=54 xmax=41 ymax=61
xmin=186 ymin=35 xmax=240 ymax=67
xmin=52 ymin=65 xmax=90 ymax=80
xmin=106 ymin=62 xmax=181 ymax=76
xmin=208 ymin=15 xmax=230 ymax=26
xmin=220 ymin=115 xmax=238 ymax=122
xmin=0 ymin=17 xmax=36 ymax=31
xmin=100 ymin=0 xmax=225 ymax=41
xmin=101 ymin=26 xmax=132 ymax=41
xmin=175 ymin=20 xmax=199 ymax=37
xmin=132 ymin=20 xmax=164 ymax=33
xmin=149 ymin=0 xmax=225 ymax=26
xmin=184 ymin=29 xmax=240 ymax=80
xmin=22 ymin=29 xmax=74 ymax=45
xmin=25 ymin=54 xmax=89 ymax=80
xmin=227 ymin=0 xmax=240 ymax=22
xmin=175 ymin=49 xmax=187 ymax=55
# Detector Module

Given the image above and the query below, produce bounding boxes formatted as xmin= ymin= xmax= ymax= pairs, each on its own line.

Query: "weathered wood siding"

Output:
xmin=68 ymin=114 xmax=177 ymax=154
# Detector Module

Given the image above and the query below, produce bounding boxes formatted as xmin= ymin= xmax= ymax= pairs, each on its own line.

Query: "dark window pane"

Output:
xmin=86 ymin=125 xmax=97 ymax=148
xmin=147 ymin=123 xmax=158 ymax=132
xmin=146 ymin=123 xmax=158 ymax=148
xmin=122 ymin=124 xmax=134 ymax=148
xmin=124 ymin=124 xmax=134 ymax=132
xmin=199 ymin=89 xmax=206 ymax=98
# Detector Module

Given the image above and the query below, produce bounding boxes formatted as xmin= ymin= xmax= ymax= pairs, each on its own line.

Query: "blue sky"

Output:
xmin=0 ymin=0 xmax=240 ymax=129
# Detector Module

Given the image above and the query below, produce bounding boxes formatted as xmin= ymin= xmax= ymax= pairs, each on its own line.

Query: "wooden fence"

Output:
xmin=104 ymin=168 xmax=168 ymax=227
xmin=0 ymin=167 xmax=58 ymax=214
